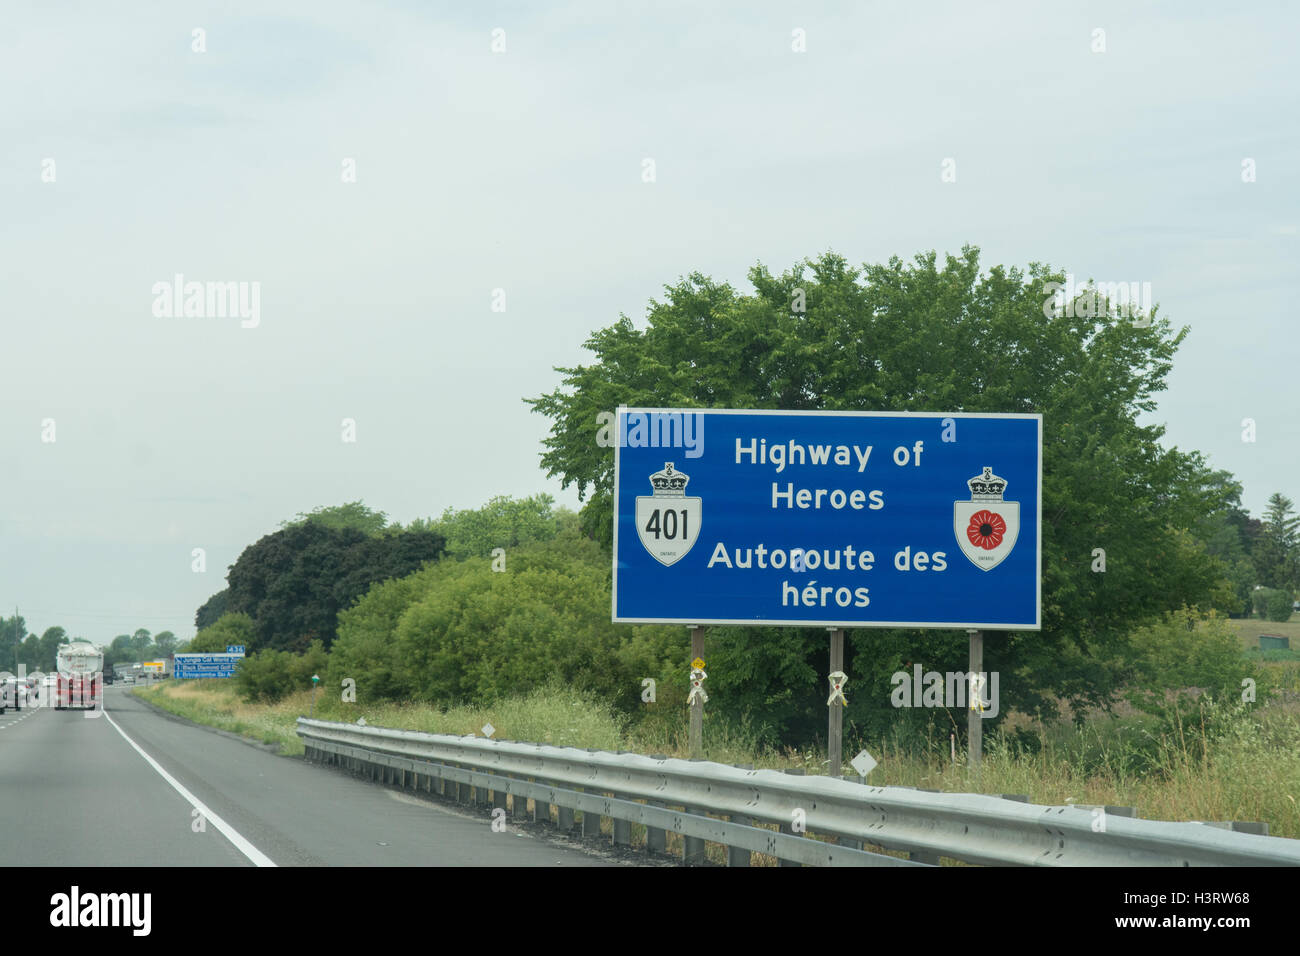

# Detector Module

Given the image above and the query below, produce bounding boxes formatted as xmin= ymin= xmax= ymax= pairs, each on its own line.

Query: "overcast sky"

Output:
xmin=2 ymin=1 xmax=1296 ymax=646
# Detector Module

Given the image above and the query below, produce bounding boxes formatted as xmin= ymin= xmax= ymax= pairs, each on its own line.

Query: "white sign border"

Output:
xmin=611 ymin=407 xmax=1042 ymax=631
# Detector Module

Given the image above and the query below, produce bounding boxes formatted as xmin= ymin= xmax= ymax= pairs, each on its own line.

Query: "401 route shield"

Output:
xmin=612 ymin=408 xmax=1042 ymax=630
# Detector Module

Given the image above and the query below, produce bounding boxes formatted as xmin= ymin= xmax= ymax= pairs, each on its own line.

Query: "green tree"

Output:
xmin=0 ymin=615 xmax=28 ymax=672
xmin=1189 ymin=470 xmax=1256 ymax=615
xmin=526 ymin=248 xmax=1232 ymax=741
xmin=328 ymin=529 xmax=686 ymax=713
xmin=188 ymin=613 xmax=258 ymax=653
xmin=1255 ymin=493 xmax=1300 ymax=591
xmin=221 ymin=520 xmax=445 ymax=652
xmin=17 ymin=635 xmax=42 ymax=672
xmin=129 ymin=629 xmax=153 ymax=659
xmin=103 ymin=634 xmax=133 ymax=671
xmin=38 ymin=627 xmax=68 ymax=671
xmin=195 ymin=589 xmax=229 ymax=630
xmin=235 ymin=641 xmax=329 ymax=703
xmin=281 ymin=501 xmax=390 ymax=536
xmin=1124 ymin=607 xmax=1256 ymax=756
xmin=1265 ymin=589 xmax=1294 ymax=622
xmin=153 ymin=631 xmax=178 ymax=657
xmin=328 ymin=569 xmax=433 ymax=702
xmin=418 ymin=494 xmax=575 ymax=559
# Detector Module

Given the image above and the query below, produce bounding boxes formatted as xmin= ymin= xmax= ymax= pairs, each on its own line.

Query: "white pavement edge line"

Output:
xmin=103 ymin=711 xmax=276 ymax=867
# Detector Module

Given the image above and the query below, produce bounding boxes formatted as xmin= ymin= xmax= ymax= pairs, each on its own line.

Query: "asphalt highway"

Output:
xmin=0 ymin=685 xmax=616 ymax=866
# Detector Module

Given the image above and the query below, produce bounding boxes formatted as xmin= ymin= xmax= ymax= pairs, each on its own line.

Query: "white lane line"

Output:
xmin=103 ymin=712 xmax=276 ymax=867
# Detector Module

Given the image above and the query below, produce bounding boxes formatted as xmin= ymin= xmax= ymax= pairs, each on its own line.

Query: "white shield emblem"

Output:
xmin=635 ymin=462 xmax=702 ymax=566
xmin=954 ymin=466 xmax=1020 ymax=571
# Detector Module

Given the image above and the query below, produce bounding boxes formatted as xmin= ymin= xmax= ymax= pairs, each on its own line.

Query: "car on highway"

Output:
xmin=0 ymin=676 xmax=33 ymax=712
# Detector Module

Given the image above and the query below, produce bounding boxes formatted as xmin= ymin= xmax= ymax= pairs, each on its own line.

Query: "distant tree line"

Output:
xmin=0 ymin=619 xmax=179 ymax=673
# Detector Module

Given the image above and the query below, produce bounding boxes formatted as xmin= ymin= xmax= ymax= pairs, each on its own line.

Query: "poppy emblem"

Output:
xmin=954 ymin=467 xmax=1020 ymax=571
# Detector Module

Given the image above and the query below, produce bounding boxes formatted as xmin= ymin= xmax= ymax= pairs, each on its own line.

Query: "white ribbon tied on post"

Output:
xmin=968 ymin=672 xmax=987 ymax=713
xmin=687 ymin=667 xmax=709 ymax=706
xmin=827 ymin=670 xmax=848 ymax=707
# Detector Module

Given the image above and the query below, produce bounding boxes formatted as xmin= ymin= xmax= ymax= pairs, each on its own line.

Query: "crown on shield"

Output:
xmin=649 ymin=462 xmax=689 ymax=497
xmin=967 ymin=466 xmax=1007 ymax=501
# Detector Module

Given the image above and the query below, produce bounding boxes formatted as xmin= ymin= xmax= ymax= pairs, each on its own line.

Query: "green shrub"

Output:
xmin=328 ymin=531 xmax=686 ymax=715
xmin=1265 ymin=590 xmax=1294 ymax=622
xmin=236 ymin=640 xmax=327 ymax=703
xmin=1253 ymin=587 xmax=1285 ymax=620
xmin=1123 ymin=607 xmax=1261 ymax=759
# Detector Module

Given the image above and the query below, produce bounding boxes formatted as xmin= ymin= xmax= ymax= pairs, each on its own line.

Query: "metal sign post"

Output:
xmin=827 ymin=628 xmax=845 ymax=776
xmin=967 ymin=630 xmax=983 ymax=771
xmin=688 ymin=628 xmax=705 ymax=757
xmin=310 ymin=673 xmax=320 ymax=717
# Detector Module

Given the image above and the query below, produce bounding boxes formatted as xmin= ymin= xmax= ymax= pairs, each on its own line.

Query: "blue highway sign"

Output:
xmin=173 ymin=653 xmax=244 ymax=679
xmin=612 ymin=408 xmax=1041 ymax=630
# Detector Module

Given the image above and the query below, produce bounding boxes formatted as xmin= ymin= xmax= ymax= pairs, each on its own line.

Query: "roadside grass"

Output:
xmin=1227 ymin=615 xmax=1300 ymax=650
xmin=133 ymin=678 xmax=628 ymax=757
xmin=135 ymin=674 xmax=1300 ymax=842
xmin=133 ymin=680 xmax=311 ymax=755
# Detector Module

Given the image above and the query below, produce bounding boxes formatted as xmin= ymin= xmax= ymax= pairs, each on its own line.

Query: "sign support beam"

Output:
xmin=967 ymin=629 xmax=983 ymax=772
xmin=827 ymin=628 xmax=844 ymax=777
xmin=689 ymin=627 xmax=704 ymax=757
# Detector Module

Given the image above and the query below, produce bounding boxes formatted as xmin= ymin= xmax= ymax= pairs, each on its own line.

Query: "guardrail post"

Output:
xmin=612 ymin=792 xmax=631 ymax=846
xmin=557 ymin=803 xmax=576 ymax=833
xmin=512 ymin=781 xmax=529 ymax=822
xmin=645 ymin=801 xmax=667 ymax=856
xmin=534 ymin=791 xmax=551 ymax=826
xmin=727 ymin=815 xmax=752 ymax=866
xmin=581 ymin=800 xmax=602 ymax=839
xmin=682 ymin=808 xmax=705 ymax=865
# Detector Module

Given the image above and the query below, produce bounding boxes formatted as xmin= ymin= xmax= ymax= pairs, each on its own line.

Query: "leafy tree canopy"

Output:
xmin=328 ymin=521 xmax=685 ymax=713
xmin=281 ymin=501 xmax=391 ymax=536
xmin=412 ymin=493 xmax=578 ymax=559
xmin=187 ymin=612 xmax=258 ymax=654
xmin=195 ymin=589 xmax=229 ymax=630
xmin=222 ymin=519 xmax=445 ymax=652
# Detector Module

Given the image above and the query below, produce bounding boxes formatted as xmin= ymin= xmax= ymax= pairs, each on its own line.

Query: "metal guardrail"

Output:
xmin=296 ymin=717 xmax=1300 ymax=867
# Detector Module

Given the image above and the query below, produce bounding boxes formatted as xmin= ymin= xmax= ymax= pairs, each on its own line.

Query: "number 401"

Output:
xmin=644 ymin=508 xmax=689 ymax=540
